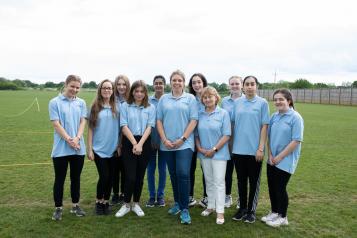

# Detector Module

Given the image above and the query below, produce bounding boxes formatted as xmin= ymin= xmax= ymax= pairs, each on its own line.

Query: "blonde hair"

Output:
xmin=114 ymin=75 xmax=130 ymax=100
xmin=228 ymin=76 xmax=242 ymax=83
xmin=65 ymin=75 xmax=82 ymax=85
xmin=170 ymin=69 xmax=185 ymax=82
xmin=200 ymin=86 xmax=221 ymax=106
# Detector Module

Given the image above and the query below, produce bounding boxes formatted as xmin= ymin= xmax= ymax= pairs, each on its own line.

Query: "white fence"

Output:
xmin=258 ymin=88 xmax=357 ymax=106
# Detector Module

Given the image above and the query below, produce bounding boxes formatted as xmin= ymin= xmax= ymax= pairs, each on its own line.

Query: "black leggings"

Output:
xmin=225 ymin=156 xmax=234 ymax=195
xmin=122 ymin=136 xmax=151 ymax=203
xmin=189 ymin=151 xmax=207 ymax=198
xmin=52 ymin=155 xmax=84 ymax=207
xmin=267 ymin=164 xmax=291 ymax=217
xmin=112 ymin=155 xmax=125 ymax=195
xmin=233 ymin=154 xmax=262 ymax=213
xmin=94 ymin=152 xmax=115 ymax=201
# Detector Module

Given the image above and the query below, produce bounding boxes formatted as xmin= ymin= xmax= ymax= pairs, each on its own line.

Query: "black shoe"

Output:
xmin=244 ymin=212 xmax=256 ymax=223
xmin=111 ymin=194 xmax=120 ymax=205
xmin=95 ymin=202 xmax=104 ymax=215
xmin=103 ymin=202 xmax=111 ymax=215
xmin=232 ymin=208 xmax=247 ymax=221
xmin=70 ymin=205 xmax=86 ymax=217
xmin=52 ymin=207 xmax=63 ymax=221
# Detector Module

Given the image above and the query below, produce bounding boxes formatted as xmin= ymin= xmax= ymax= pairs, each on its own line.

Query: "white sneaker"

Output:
xmin=115 ymin=204 xmax=130 ymax=217
xmin=216 ymin=217 xmax=225 ymax=225
xmin=266 ymin=216 xmax=289 ymax=227
xmin=201 ymin=209 xmax=214 ymax=217
xmin=224 ymin=195 xmax=232 ymax=208
xmin=261 ymin=212 xmax=279 ymax=223
xmin=132 ymin=204 xmax=145 ymax=217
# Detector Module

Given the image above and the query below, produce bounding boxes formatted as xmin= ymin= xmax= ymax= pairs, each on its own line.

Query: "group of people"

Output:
xmin=49 ymin=70 xmax=304 ymax=227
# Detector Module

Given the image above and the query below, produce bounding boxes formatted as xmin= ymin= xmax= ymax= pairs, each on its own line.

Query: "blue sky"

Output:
xmin=1 ymin=0 xmax=356 ymax=85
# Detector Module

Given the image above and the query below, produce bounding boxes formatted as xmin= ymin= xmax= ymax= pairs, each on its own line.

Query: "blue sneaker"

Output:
xmin=180 ymin=209 xmax=191 ymax=224
xmin=168 ymin=202 xmax=181 ymax=215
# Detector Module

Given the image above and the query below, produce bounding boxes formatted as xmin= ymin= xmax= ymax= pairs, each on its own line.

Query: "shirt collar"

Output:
xmin=60 ymin=94 xmax=77 ymax=101
xmin=169 ymin=91 xmax=187 ymax=99
xmin=243 ymin=95 xmax=257 ymax=102
xmin=128 ymin=103 xmax=144 ymax=109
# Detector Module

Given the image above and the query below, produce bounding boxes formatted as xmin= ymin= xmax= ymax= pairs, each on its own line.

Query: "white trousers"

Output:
xmin=200 ymin=158 xmax=227 ymax=213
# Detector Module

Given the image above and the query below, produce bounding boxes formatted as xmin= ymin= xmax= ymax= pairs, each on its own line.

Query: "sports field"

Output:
xmin=0 ymin=90 xmax=356 ymax=238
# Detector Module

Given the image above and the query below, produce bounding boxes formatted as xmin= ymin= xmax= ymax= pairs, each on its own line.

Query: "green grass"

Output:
xmin=0 ymin=90 xmax=356 ymax=238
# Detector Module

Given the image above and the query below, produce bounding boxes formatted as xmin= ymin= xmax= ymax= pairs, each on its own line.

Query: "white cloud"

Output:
xmin=1 ymin=0 xmax=357 ymax=85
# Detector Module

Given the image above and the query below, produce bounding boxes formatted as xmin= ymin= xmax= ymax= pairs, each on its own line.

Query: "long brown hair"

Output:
xmin=89 ymin=79 xmax=117 ymax=129
xmin=127 ymin=80 xmax=150 ymax=108
xmin=114 ymin=75 xmax=130 ymax=100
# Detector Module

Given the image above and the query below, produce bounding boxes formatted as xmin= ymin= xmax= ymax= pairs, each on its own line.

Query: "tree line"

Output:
xmin=1 ymin=77 xmax=357 ymax=91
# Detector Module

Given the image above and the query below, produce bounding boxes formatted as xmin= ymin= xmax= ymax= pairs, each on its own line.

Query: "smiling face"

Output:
xmin=170 ymin=74 xmax=185 ymax=93
xmin=100 ymin=81 xmax=113 ymax=100
xmin=133 ymin=86 xmax=145 ymax=103
xmin=64 ymin=80 xmax=81 ymax=98
xmin=192 ymin=76 xmax=204 ymax=95
xmin=202 ymin=93 xmax=217 ymax=109
xmin=273 ymin=93 xmax=290 ymax=112
xmin=154 ymin=78 xmax=165 ymax=94
xmin=116 ymin=78 xmax=127 ymax=97
xmin=243 ymin=77 xmax=257 ymax=98
xmin=229 ymin=77 xmax=242 ymax=95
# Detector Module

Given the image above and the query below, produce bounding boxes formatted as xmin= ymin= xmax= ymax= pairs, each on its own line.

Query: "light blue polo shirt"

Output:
xmin=149 ymin=95 xmax=160 ymax=146
xmin=197 ymin=106 xmax=231 ymax=160
xmin=116 ymin=95 xmax=126 ymax=104
xmin=156 ymin=92 xmax=199 ymax=151
xmin=221 ymin=95 xmax=241 ymax=118
xmin=268 ymin=108 xmax=304 ymax=174
xmin=49 ymin=95 xmax=87 ymax=157
xmin=120 ymin=102 xmax=156 ymax=136
xmin=231 ymin=95 xmax=270 ymax=156
xmin=196 ymin=96 xmax=205 ymax=112
xmin=91 ymin=105 xmax=120 ymax=158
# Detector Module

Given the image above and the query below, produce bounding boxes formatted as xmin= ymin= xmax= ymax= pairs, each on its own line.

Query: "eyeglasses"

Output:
xmin=101 ymin=87 xmax=113 ymax=91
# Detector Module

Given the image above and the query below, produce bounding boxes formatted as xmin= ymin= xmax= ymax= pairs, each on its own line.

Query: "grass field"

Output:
xmin=0 ymin=90 xmax=356 ymax=238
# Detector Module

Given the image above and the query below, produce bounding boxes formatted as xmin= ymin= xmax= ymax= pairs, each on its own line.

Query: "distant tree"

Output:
xmin=208 ymin=82 xmax=219 ymax=91
xmin=44 ymin=81 xmax=56 ymax=88
xmin=218 ymin=83 xmax=228 ymax=92
xmin=341 ymin=81 xmax=352 ymax=88
xmin=352 ymin=81 xmax=357 ymax=88
xmin=12 ymin=79 xmax=26 ymax=88
xmin=314 ymin=83 xmax=329 ymax=88
xmin=290 ymin=79 xmax=313 ymax=89
xmin=88 ymin=81 xmax=97 ymax=88
xmin=23 ymin=80 xmax=39 ymax=88
xmin=0 ymin=81 xmax=19 ymax=90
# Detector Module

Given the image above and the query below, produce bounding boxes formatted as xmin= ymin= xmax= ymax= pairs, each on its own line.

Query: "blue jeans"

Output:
xmin=161 ymin=149 xmax=193 ymax=210
xmin=147 ymin=149 xmax=167 ymax=199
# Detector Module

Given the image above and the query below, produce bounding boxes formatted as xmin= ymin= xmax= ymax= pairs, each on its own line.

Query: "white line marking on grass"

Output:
xmin=1 ymin=97 xmax=40 ymax=118
xmin=0 ymin=162 xmax=51 ymax=167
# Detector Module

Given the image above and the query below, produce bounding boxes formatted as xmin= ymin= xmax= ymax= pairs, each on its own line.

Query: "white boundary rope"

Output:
xmin=2 ymin=97 xmax=40 ymax=118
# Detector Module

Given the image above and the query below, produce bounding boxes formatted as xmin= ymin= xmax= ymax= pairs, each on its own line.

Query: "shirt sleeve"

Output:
xmin=261 ymin=100 xmax=270 ymax=124
xmin=120 ymin=103 xmax=128 ymax=127
xmin=49 ymin=99 xmax=59 ymax=121
xmin=156 ymin=96 xmax=163 ymax=121
xmin=80 ymin=100 xmax=87 ymax=119
xmin=189 ymin=96 xmax=199 ymax=120
xmin=222 ymin=110 xmax=231 ymax=136
xmin=148 ymin=105 xmax=156 ymax=128
xmin=292 ymin=114 xmax=304 ymax=142
xmin=231 ymin=101 xmax=236 ymax=122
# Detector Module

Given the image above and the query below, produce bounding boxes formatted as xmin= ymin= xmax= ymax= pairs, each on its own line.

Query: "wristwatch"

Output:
xmin=180 ymin=136 xmax=187 ymax=142
xmin=213 ymin=147 xmax=218 ymax=152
